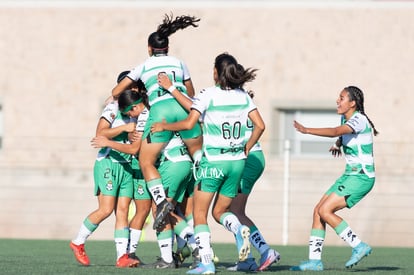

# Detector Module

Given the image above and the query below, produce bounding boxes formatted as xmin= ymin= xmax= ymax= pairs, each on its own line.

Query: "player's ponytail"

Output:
xmin=345 ymin=86 xmax=379 ymax=136
xmin=148 ymin=13 xmax=200 ymax=54
xmin=214 ymin=52 xmax=257 ymax=90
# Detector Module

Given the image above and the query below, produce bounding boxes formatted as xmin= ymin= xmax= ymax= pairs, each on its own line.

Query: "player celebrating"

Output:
xmin=91 ymin=81 xmax=150 ymax=265
xmin=152 ymin=52 xmax=266 ymax=275
xmin=112 ymin=14 xmax=203 ymax=230
xmin=227 ymin=91 xmax=281 ymax=272
xmin=70 ymin=80 xmax=143 ymax=268
xmin=291 ymin=86 xmax=378 ymax=271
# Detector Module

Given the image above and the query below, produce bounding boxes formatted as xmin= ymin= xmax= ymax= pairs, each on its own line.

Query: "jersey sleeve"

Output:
xmin=346 ymin=113 xmax=366 ymax=134
xmin=136 ymin=108 xmax=149 ymax=132
xmin=127 ymin=63 xmax=144 ymax=82
xmin=181 ymin=61 xmax=191 ymax=81
xmin=100 ymin=101 xmax=119 ymax=124
xmin=246 ymin=94 xmax=257 ymax=113
xmin=191 ymin=88 xmax=210 ymax=114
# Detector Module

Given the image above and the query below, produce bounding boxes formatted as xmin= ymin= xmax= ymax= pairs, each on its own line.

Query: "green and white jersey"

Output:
xmin=246 ymin=117 xmax=262 ymax=152
xmin=342 ymin=111 xmax=375 ymax=178
xmin=96 ymin=101 xmax=133 ymax=163
xmin=130 ymin=107 xmax=148 ymax=163
xmin=135 ymin=107 xmax=149 ymax=132
xmin=127 ymin=54 xmax=191 ymax=106
xmin=161 ymin=132 xmax=192 ymax=163
xmin=192 ymin=86 xmax=257 ymax=161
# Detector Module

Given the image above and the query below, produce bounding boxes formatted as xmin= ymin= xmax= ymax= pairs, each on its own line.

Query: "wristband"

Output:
xmin=167 ymin=85 xmax=176 ymax=93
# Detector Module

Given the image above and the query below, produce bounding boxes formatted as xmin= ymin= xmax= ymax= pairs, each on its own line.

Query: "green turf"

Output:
xmin=0 ymin=239 xmax=412 ymax=274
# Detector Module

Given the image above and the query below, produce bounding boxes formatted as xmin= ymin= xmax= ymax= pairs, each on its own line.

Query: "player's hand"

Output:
xmin=293 ymin=120 xmax=307 ymax=134
xmin=329 ymin=145 xmax=342 ymax=157
xmin=128 ymin=130 xmax=142 ymax=142
xmin=104 ymin=96 xmax=115 ymax=105
xmin=157 ymin=72 xmax=172 ymax=90
xmin=151 ymin=119 xmax=166 ymax=133
xmin=124 ymin=122 xmax=137 ymax=133
xmin=91 ymin=136 xmax=109 ymax=148
xmin=151 ymin=123 xmax=163 ymax=133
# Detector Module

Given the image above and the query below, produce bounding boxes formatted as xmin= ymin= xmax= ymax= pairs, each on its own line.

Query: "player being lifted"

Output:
xmin=112 ymin=14 xmax=203 ymax=230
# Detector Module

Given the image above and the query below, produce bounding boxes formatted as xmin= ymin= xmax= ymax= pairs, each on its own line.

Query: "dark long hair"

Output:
xmin=214 ymin=53 xmax=258 ymax=90
xmin=118 ymin=89 xmax=149 ymax=112
xmin=148 ymin=13 xmax=200 ymax=54
xmin=345 ymin=86 xmax=379 ymax=136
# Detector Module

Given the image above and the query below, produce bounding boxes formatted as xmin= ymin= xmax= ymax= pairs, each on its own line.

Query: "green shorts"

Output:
xmin=158 ymin=157 xmax=193 ymax=203
xmin=142 ymin=98 xmax=202 ymax=143
xmin=240 ymin=150 xmax=265 ymax=194
xmin=93 ymin=158 xmax=134 ymax=198
xmin=195 ymin=157 xmax=246 ymax=198
xmin=185 ymin=173 xmax=195 ymax=198
xmin=131 ymin=158 xmax=151 ymax=200
xmin=326 ymin=173 xmax=375 ymax=208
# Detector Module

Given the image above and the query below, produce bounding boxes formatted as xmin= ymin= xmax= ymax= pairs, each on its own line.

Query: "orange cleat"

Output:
xmin=69 ymin=242 xmax=90 ymax=266
xmin=116 ymin=253 xmax=139 ymax=268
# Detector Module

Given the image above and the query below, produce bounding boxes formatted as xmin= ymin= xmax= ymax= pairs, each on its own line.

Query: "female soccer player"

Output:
xmin=112 ymin=14 xmax=203 ymax=229
xmin=70 ymin=83 xmax=145 ymax=268
xmin=91 ymin=85 xmax=150 ymax=266
xmin=291 ymin=86 xmax=378 ymax=271
xmin=152 ymin=52 xmax=266 ymax=275
xmin=100 ymin=79 xmax=198 ymax=269
xmin=227 ymin=90 xmax=281 ymax=272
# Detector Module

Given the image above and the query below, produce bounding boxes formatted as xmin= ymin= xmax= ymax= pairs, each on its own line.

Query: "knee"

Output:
xmin=98 ymin=207 xmax=113 ymax=219
xmin=139 ymin=159 xmax=151 ymax=169
xmin=317 ymin=205 xmax=331 ymax=221
xmin=312 ymin=205 xmax=320 ymax=219
xmin=136 ymin=207 xmax=151 ymax=220
xmin=193 ymin=211 xmax=208 ymax=225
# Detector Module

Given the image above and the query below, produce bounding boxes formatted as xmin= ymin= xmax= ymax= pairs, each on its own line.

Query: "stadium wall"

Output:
xmin=0 ymin=1 xmax=413 ymax=247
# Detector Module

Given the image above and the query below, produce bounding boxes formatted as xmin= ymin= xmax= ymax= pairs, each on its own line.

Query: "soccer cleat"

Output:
xmin=227 ymin=258 xmax=258 ymax=271
xmin=289 ymin=260 xmax=324 ymax=271
xmin=116 ymin=253 xmax=139 ymax=268
xmin=128 ymin=252 xmax=143 ymax=265
xmin=142 ymin=257 xmax=176 ymax=269
xmin=236 ymin=225 xmax=251 ymax=262
xmin=187 ymin=262 xmax=215 ymax=274
xmin=345 ymin=242 xmax=372 ymax=268
xmin=69 ymin=242 xmax=90 ymax=266
xmin=174 ymin=244 xmax=192 ymax=267
xmin=257 ymin=248 xmax=281 ymax=271
xmin=153 ymin=200 xmax=174 ymax=230
xmin=189 ymin=247 xmax=201 ymax=269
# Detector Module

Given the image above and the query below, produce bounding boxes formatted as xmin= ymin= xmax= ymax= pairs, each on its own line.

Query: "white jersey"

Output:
xmin=192 ymin=86 xmax=257 ymax=161
xmin=134 ymin=108 xmax=149 ymax=132
xmin=128 ymin=54 xmax=191 ymax=106
xmin=342 ymin=111 xmax=375 ymax=178
xmin=246 ymin=117 xmax=262 ymax=152
xmin=96 ymin=101 xmax=133 ymax=162
xmin=162 ymin=132 xmax=192 ymax=163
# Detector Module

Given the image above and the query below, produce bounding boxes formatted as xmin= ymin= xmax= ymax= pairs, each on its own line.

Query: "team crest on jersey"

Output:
xmin=110 ymin=112 xmax=116 ymax=120
xmin=137 ymin=184 xmax=145 ymax=195
xmin=106 ymin=181 xmax=113 ymax=191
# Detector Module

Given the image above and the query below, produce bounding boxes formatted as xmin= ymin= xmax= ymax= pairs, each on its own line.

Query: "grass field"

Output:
xmin=0 ymin=239 xmax=412 ymax=275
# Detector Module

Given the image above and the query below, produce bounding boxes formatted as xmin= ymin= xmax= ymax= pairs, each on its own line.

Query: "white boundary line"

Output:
xmin=1 ymin=1 xmax=414 ymax=9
